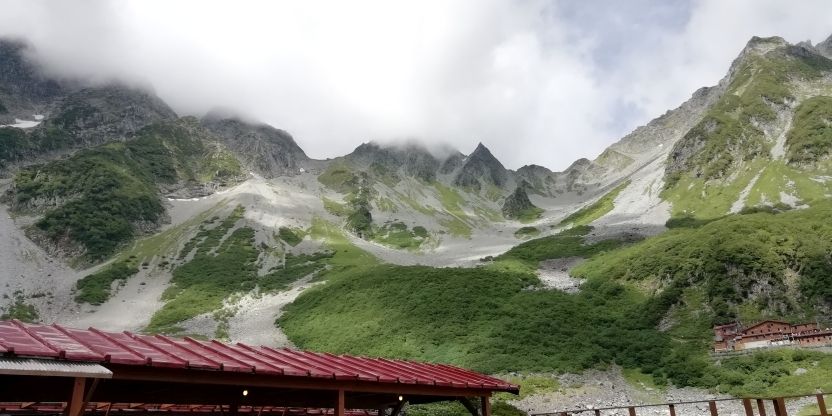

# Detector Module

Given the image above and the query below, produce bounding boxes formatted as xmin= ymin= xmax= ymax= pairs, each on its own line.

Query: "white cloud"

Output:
xmin=0 ymin=0 xmax=830 ymax=169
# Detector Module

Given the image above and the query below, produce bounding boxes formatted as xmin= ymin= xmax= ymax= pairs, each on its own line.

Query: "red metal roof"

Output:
xmin=0 ymin=320 xmax=517 ymax=393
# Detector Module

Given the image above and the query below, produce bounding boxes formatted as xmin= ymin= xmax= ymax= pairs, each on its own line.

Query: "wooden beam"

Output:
xmin=106 ymin=365 xmax=504 ymax=397
xmin=480 ymin=396 xmax=491 ymax=416
xmin=458 ymin=398 xmax=478 ymax=416
xmin=66 ymin=377 xmax=86 ymax=416
xmin=709 ymin=400 xmax=718 ymax=416
xmin=668 ymin=404 xmax=676 ymax=416
xmin=627 ymin=407 xmax=636 ymax=416
xmin=336 ymin=390 xmax=345 ymax=416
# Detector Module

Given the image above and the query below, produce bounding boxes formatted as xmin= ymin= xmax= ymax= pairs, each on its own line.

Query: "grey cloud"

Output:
xmin=0 ymin=0 xmax=830 ymax=170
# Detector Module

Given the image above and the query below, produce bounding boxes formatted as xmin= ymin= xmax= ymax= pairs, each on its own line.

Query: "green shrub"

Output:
xmin=786 ymin=96 xmax=832 ymax=164
xmin=75 ymin=260 xmax=139 ymax=304
xmin=513 ymin=226 xmax=540 ymax=239
xmin=12 ymin=120 xmax=241 ymax=262
xmin=278 ymin=227 xmax=305 ymax=246
xmin=0 ymin=298 xmax=40 ymax=323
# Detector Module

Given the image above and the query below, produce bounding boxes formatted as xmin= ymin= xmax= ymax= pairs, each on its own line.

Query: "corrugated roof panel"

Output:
xmin=95 ymin=330 xmax=187 ymax=368
xmin=322 ymin=353 xmax=397 ymax=383
xmin=235 ymin=344 xmax=313 ymax=377
xmin=0 ymin=321 xmax=519 ymax=393
xmin=15 ymin=323 xmax=103 ymax=361
xmin=349 ymin=356 xmax=417 ymax=384
xmin=0 ymin=321 xmax=58 ymax=357
xmin=162 ymin=336 xmax=251 ymax=372
xmin=0 ymin=357 xmax=112 ymax=378
xmin=258 ymin=347 xmax=340 ymax=378
xmin=296 ymin=352 xmax=379 ymax=381
xmin=132 ymin=335 xmax=219 ymax=369
xmin=54 ymin=325 xmax=145 ymax=365
xmin=190 ymin=340 xmax=281 ymax=374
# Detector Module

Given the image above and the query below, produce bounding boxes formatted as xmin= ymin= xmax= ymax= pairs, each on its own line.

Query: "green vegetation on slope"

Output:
xmin=498 ymin=225 xmax=623 ymax=266
xmin=278 ymin=227 xmax=306 ymax=246
xmin=787 ymin=96 xmax=832 ymax=164
xmin=573 ymin=203 xmax=832 ymax=323
xmin=9 ymin=120 xmax=241 ymax=262
xmin=667 ymin=46 xmax=832 ymax=186
xmin=434 ymin=182 xmax=473 ymax=238
xmin=74 ymin=259 xmax=140 ymax=305
xmin=663 ymin=44 xmax=832 ymax=217
xmin=318 ymin=163 xmax=360 ymax=193
xmin=372 ymin=221 xmax=428 ymax=250
xmin=281 ymin=204 xmax=832 ymax=396
xmin=147 ymin=206 xmax=257 ymax=333
xmin=513 ymin=226 xmax=540 ymax=239
xmin=0 ymin=296 xmax=40 ymax=323
xmin=0 ymin=127 xmax=30 ymax=166
xmin=148 ymin=208 xmax=335 ymax=334
xmin=281 ymin=226 xmax=669 ymax=376
xmin=559 ymin=180 xmax=630 ymax=226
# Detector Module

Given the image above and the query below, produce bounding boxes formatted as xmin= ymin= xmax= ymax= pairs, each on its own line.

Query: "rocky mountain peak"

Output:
xmin=816 ymin=33 xmax=832 ymax=59
xmin=201 ymin=114 xmax=308 ymax=178
xmin=452 ymin=142 xmax=509 ymax=191
xmin=501 ymin=182 xmax=540 ymax=220
xmin=0 ymin=38 xmax=63 ymax=121
xmin=345 ymin=141 xmax=452 ymax=183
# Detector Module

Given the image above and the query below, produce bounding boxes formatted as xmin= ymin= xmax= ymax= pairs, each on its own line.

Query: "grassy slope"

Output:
xmin=281 ymin=203 xmax=832 ymax=396
xmin=663 ymin=45 xmax=832 ymax=218
xmin=146 ymin=207 xmax=329 ymax=334
xmin=9 ymin=120 xmax=241 ymax=262
xmin=559 ymin=180 xmax=630 ymax=226
xmin=282 ymin=226 xmax=669 ymax=375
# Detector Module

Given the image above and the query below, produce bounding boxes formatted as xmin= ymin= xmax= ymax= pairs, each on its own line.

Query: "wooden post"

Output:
xmin=628 ymin=406 xmax=637 ymax=416
xmin=772 ymin=398 xmax=787 ymax=416
xmin=390 ymin=400 xmax=405 ymax=416
xmin=742 ymin=399 xmax=754 ymax=416
xmin=335 ymin=389 xmax=345 ymax=416
xmin=66 ymin=377 xmax=86 ymax=416
xmin=669 ymin=404 xmax=676 ymax=416
xmin=594 ymin=410 xmax=601 ymax=416
xmin=459 ymin=399 xmax=478 ymax=416
xmin=757 ymin=399 xmax=767 ymax=416
xmin=817 ymin=394 xmax=829 ymax=416
xmin=481 ymin=396 xmax=491 ymax=416
xmin=709 ymin=400 xmax=719 ymax=416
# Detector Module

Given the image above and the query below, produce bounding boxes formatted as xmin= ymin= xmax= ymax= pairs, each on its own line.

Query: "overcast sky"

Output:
xmin=1 ymin=0 xmax=831 ymax=170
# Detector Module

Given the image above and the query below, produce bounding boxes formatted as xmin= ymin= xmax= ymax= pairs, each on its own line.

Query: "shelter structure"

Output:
xmin=713 ymin=319 xmax=832 ymax=352
xmin=0 ymin=320 xmax=518 ymax=416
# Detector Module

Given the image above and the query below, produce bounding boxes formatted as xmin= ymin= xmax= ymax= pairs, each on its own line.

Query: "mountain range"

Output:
xmin=3 ymin=33 xmax=832 ymax=407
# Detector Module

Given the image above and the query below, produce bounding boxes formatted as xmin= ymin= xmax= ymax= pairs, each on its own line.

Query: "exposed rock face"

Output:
xmin=346 ymin=142 xmax=441 ymax=182
xmin=37 ymin=85 xmax=178 ymax=146
xmin=201 ymin=114 xmax=308 ymax=177
xmin=817 ymin=34 xmax=832 ymax=59
xmin=665 ymin=36 xmax=832 ymax=185
xmin=0 ymin=40 xmax=63 ymax=122
xmin=453 ymin=143 xmax=509 ymax=191
xmin=501 ymin=182 xmax=538 ymax=219
xmin=439 ymin=152 xmax=465 ymax=174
